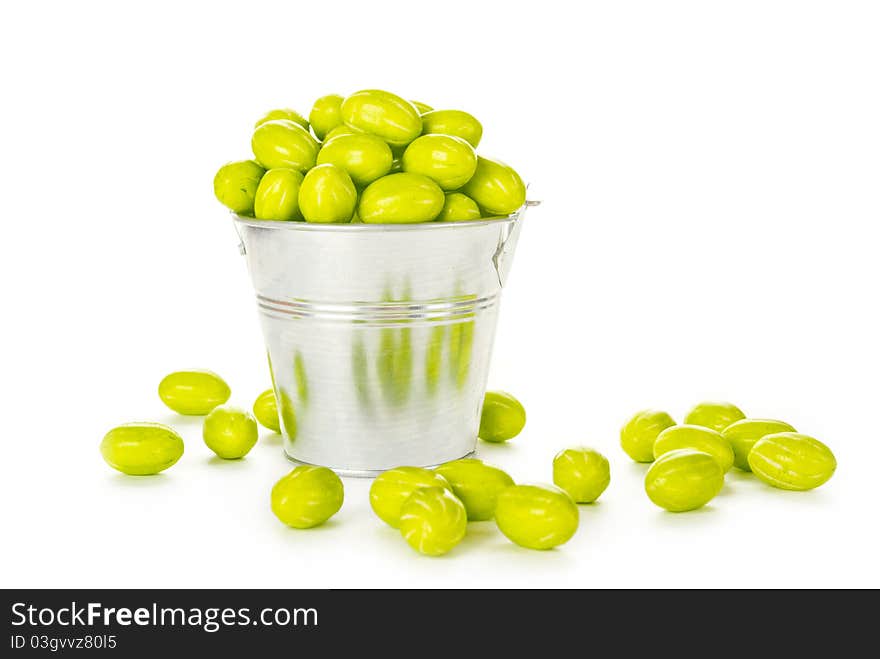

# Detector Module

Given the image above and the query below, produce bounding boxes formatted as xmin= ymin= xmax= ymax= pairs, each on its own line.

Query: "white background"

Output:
xmin=2 ymin=0 xmax=878 ymax=588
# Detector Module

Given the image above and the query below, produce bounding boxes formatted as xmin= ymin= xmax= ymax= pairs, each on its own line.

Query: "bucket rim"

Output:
xmin=232 ymin=201 xmax=536 ymax=232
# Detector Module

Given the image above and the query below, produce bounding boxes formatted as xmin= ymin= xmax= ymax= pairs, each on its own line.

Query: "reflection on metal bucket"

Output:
xmin=234 ymin=206 xmax=529 ymax=475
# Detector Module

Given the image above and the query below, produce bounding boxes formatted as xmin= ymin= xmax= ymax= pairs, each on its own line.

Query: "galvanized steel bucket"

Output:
xmin=234 ymin=204 xmax=532 ymax=475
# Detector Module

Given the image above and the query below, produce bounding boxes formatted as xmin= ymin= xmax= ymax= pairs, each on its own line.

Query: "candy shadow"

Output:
xmin=575 ymin=500 xmax=605 ymax=512
xmin=111 ymin=472 xmax=170 ymax=488
xmin=750 ymin=483 xmax=834 ymax=506
xmin=456 ymin=522 xmax=579 ymax=564
xmin=205 ymin=455 xmax=253 ymax=471
xmin=487 ymin=540 xmax=579 ymax=562
xmin=655 ymin=505 xmax=719 ymax=527
xmin=273 ymin=517 xmax=343 ymax=538
xmin=456 ymin=519 xmax=500 ymax=551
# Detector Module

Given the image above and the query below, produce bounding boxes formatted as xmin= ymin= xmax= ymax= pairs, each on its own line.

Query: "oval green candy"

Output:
xmin=213 ymin=160 xmax=265 ymax=216
xmin=251 ymin=119 xmax=319 ymax=172
xmin=437 ymin=192 xmax=481 ymax=222
xmin=317 ymin=133 xmax=393 ymax=187
xmin=479 ymin=390 xmax=526 ymax=443
xmin=202 ymin=405 xmax=258 ymax=459
xmin=645 ymin=449 xmax=724 ymax=512
xmin=254 ymin=168 xmax=304 ymax=221
xmin=255 ymin=108 xmax=309 ymax=130
xmin=100 ymin=423 xmax=184 ymax=476
xmin=399 ymin=487 xmax=467 ymax=556
xmin=298 ymin=163 xmax=358 ymax=223
xmin=271 ymin=466 xmax=344 ymax=529
xmin=359 ymin=173 xmax=444 ymax=223
xmin=402 ymin=134 xmax=477 ymax=190
xmin=308 ymin=94 xmax=344 ymax=141
xmin=460 ymin=156 xmax=526 ymax=216
xmin=552 ymin=447 xmax=611 ymax=503
xmin=684 ymin=401 xmax=746 ymax=432
xmin=494 ymin=484 xmax=579 ymax=550
xmin=620 ymin=409 xmax=676 ymax=463
xmin=340 ymin=89 xmax=422 ymax=148
xmin=158 ymin=370 xmax=231 ymax=416
xmin=434 ymin=458 xmax=514 ymax=521
xmin=420 ymin=109 xmax=482 ymax=148
xmin=252 ymin=389 xmax=281 ymax=433
xmin=748 ymin=432 xmax=836 ymax=491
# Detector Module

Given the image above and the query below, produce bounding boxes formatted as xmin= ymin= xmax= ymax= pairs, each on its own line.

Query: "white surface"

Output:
xmin=2 ymin=0 xmax=879 ymax=588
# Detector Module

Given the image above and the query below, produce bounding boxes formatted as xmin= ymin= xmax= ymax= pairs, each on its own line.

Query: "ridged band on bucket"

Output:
xmin=257 ymin=293 xmax=500 ymax=324
xmin=234 ymin=206 xmax=528 ymax=475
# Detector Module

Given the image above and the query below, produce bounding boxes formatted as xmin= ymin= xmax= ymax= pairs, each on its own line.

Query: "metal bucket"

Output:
xmin=234 ymin=204 xmax=530 ymax=475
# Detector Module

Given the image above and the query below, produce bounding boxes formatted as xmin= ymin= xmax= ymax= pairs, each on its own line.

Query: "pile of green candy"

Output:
xmin=621 ymin=401 xmax=837 ymax=512
xmin=213 ymin=89 xmax=527 ymax=224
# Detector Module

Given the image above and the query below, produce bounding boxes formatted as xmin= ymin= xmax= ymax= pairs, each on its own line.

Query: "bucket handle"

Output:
xmin=492 ymin=200 xmax=539 ymax=287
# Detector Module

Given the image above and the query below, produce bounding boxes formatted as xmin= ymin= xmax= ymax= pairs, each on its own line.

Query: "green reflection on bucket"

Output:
xmin=449 ymin=293 xmax=476 ymax=390
xmin=425 ymin=325 xmax=446 ymax=396
xmin=378 ymin=325 xmax=413 ymax=407
xmin=351 ymin=336 xmax=371 ymax=409
xmin=376 ymin=285 xmax=414 ymax=407
xmin=279 ymin=389 xmax=298 ymax=441
xmin=294 ymin=351 xmax=309 ymax=405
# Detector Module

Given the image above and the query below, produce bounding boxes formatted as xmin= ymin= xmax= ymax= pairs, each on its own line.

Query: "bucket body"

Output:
xmin=234 ymin=209 xmax=525 ymax=475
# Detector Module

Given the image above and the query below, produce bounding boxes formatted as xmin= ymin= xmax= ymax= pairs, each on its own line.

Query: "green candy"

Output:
xmin=420 ymin=109 xmax=483 ymax=148
xmin=158 ymin=370 xmax=230 ymax=416
xmin=437 ymin=192 xmax=481 ymax=222
xmin=478 ymin=390 xmax=526 ymax=443
xmin=308 ymin=94 xmax=344 ymax=141
xmin=252 ymin=388 xmax=281 ymax=433
xmin=369 ymin=466 xmax=451 ymax=528
xmin=202 ymin=405 xmax=258 ymax=459
xmin=317 ymin=133 xmax=393 ymax=187
xmin=340 ymin=89 xmax=422 ymax=148
xmin=410 ymin=100 xmax=434 ymax=115
xmin=213 ymin=160 xmax=265 ymax=215
xmin=552 ymin=447 xmax=611 ymax=503
xmin=653 ymin=424 xmax=735 ymax=472
xmin=748 ymin=433 xmax=836 ymax=491
xmin=434 ymin=458 xmax=514 ymax=521
xmin=100 ymin=423 xmax=184 ymax=476
xmin=461 ymin=156 xmax=526 ymax=216
xmin=402 ymin=134 xmax=477 ymax=190
xmin=399 ymin=487 xmax=467 ymax=556
xmin=254 ymin=168 xmax=304 ymax=221
xmin=251 ymin=119 xmax=319 ymax=172
xmin=359 ymin=173 xmax=444 ymax=224
xmin=620 ymin=409 xmax=676 ymax=463
xmin=298 ymin=163 xmax=358 ymax=223
xmin=645 ymin=449 xmax=724 ymax=512
xmin=271 ymin=466 xmax=344 ymax=529
xmin=255 ymin=108 xmax=309 ymax=130
xmin=494 ymin=484 xmax=579 ymax=550
xmin=684 ymin=401 xmax=746 ymax=432
xmin=722 ymin=419 xmax=797 ymax=471
xmin=323 ymin=124 xmax=362 ymax=142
